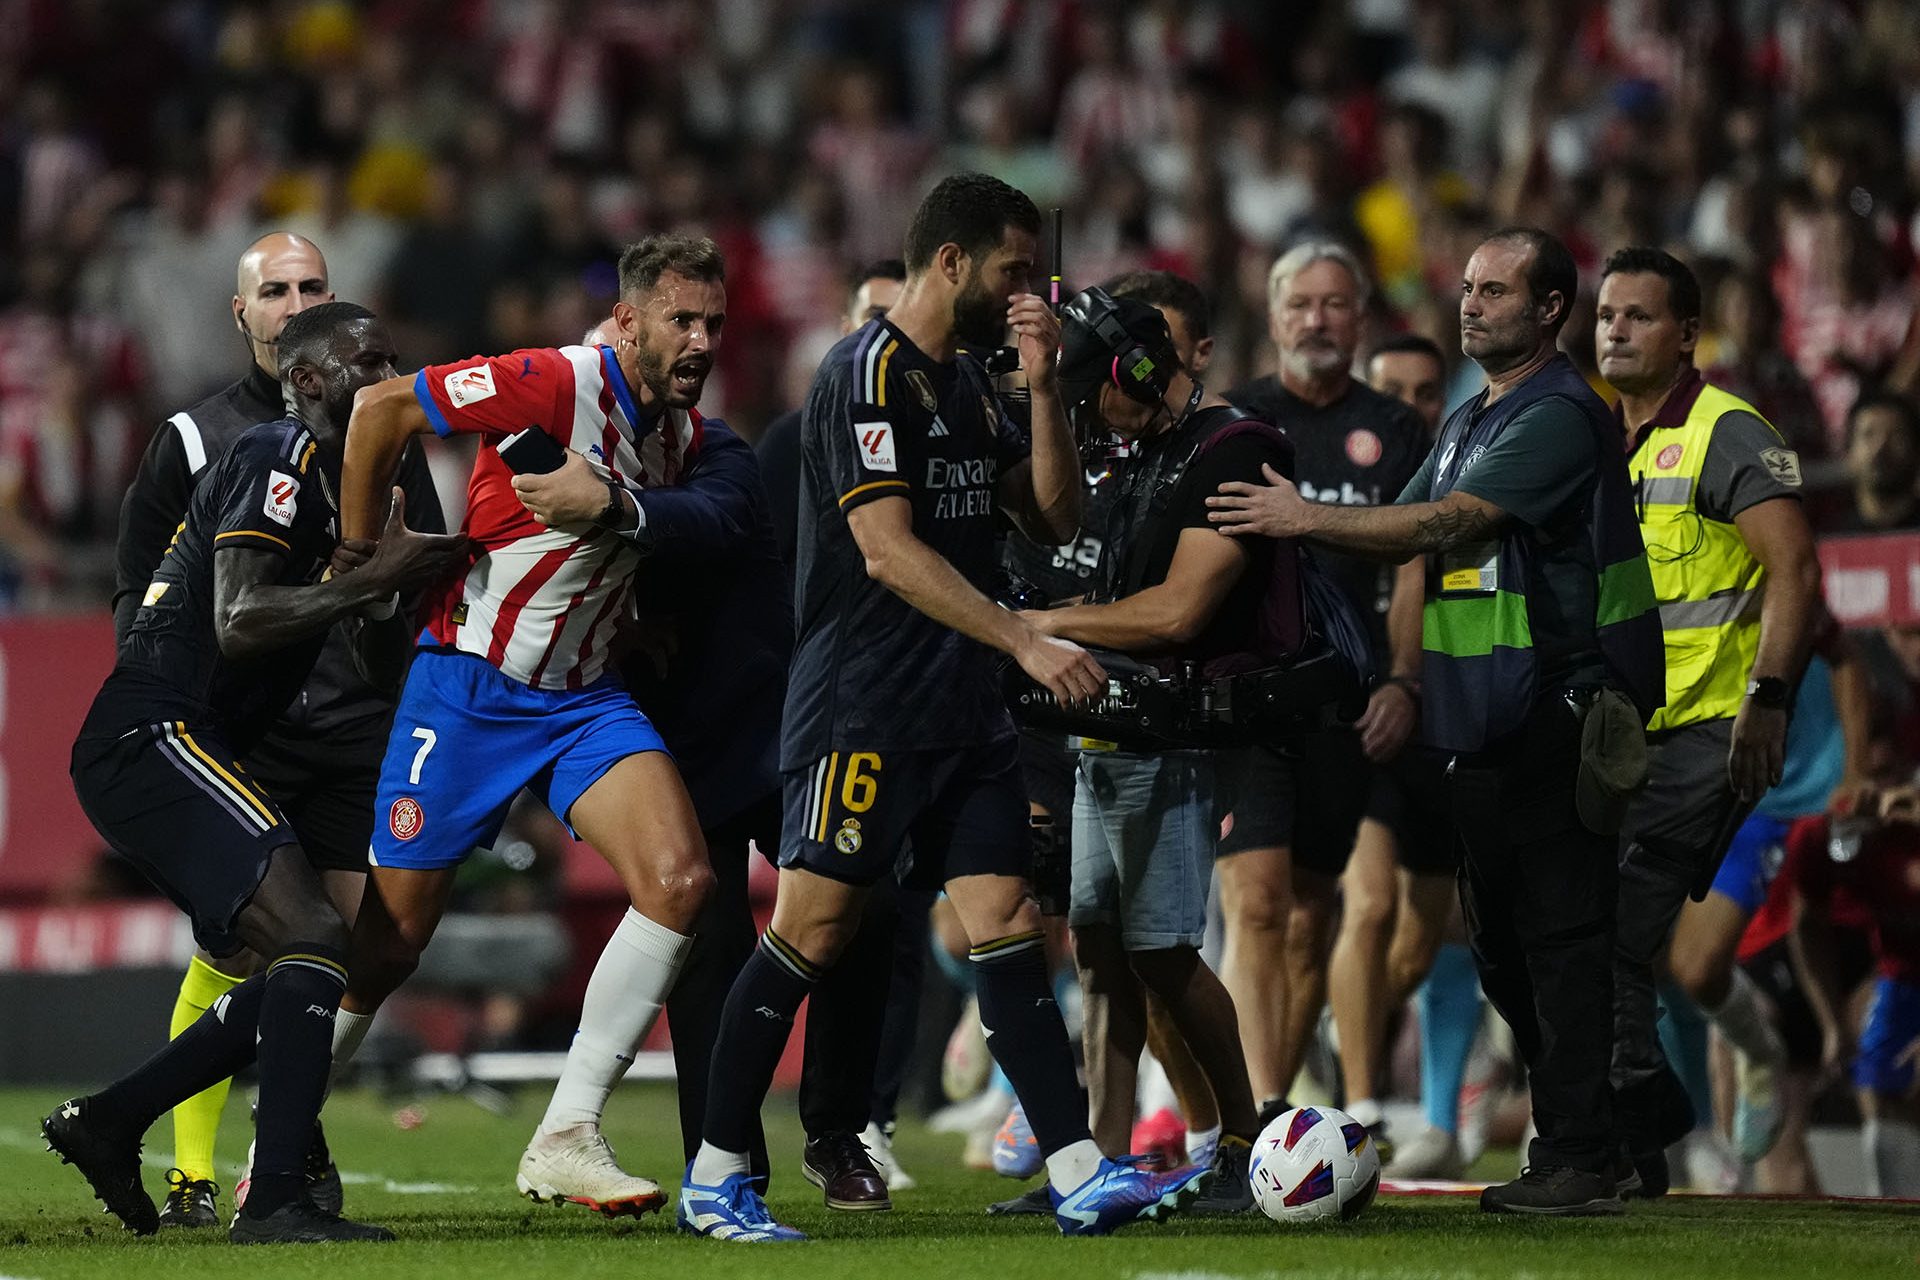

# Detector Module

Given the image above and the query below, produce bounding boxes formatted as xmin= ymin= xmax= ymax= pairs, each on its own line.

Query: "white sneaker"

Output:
xmin=860 ymin=1122 xmax=915 ymax=1191
xmin=1682 ymin=1129 xmax=1741 ymax=1194
xmin=941 ymin=997 xmax=991 ymax=1103
xmin=515 ymin=1124 xmax=665 ymax=1219
xmin=1732 ymin=1050 xmax=1785 ymax=1164
xmin=229 ymin=1137 xmax=255 ymax=1226
xmin=929 ymin=1084 xmax=1014 ymax=1135
xmin=1387 ymin=1126 xmax=1466 ymax=1180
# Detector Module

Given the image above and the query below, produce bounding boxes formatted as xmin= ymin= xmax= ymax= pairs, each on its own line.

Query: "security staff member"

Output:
xmin=1596 ymin=248 xmax=1819 ymax=1193
xmin=1209 ymin=228 xmax=1665 ymax=1217
xmin=109 ymin=233 xmax=443 ymax=1228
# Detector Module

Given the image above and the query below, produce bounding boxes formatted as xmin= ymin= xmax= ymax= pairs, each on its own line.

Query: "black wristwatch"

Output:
xmin=592 ymin=481 xmax=627 ymax=530
xmin=1745 ymin=676 xmax=1790 ymax=709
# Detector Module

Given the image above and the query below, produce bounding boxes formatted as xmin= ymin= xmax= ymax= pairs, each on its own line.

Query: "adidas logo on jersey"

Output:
xmin=928 ymin=415 xmax=949 ymax=438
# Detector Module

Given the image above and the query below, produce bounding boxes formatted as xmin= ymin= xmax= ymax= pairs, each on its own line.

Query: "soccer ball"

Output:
xmin=1249 ymin=1105 xmax=1381 ymax=1223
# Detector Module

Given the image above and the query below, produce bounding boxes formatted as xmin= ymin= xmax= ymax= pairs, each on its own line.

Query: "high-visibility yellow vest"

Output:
xmin=1628 ymin=381 xmax=1777 ymax=731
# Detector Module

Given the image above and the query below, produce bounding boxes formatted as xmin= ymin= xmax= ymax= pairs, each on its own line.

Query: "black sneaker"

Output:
xmin=1479 ymin=1166 xmax=1622 ymax=1217
xmin=306 ymin=1120 xmax=343 ymax=1216
xmin=1255 ymin=1098 xmax=1293 ymax=1131
xmin=158 ymin=1168 xmax=220 ymax=1228
xmin=986 ymin=1184 xmax=1052 ymax=1216
xmin=229 ymin=1197 xmax=395 ymax=1244
xmin=1363 ymin=1119 xmax=1395 ymax=1167
xmin=41 ymin=1097 xmax=158 ymax=1235
xmin=1188 ymin=1136 xmax=1255 ymax=1215
xmin=1624 ymin=1144 xmax=1669 ymax=1199
xmin=1612 ymin=1146 xmax=1645 ymax=1199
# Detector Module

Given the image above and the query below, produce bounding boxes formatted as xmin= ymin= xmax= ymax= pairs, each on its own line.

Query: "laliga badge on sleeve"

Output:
xmin=444 ymin=364 xmax=497 ymax=408
xmin=855 ymin=421 xmax=897 ymax=472
xmin=263 ymin=471 xmax=300 ymax=526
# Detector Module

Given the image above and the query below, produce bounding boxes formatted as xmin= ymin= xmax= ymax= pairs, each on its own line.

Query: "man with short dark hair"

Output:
xmin=1840 ymin=392 xmax=1920 ymax=533
xmin=682 ymin=173 xmax=1207 ymax=1242
xmin=49 ymin=301 xmax=466 ymax=1245
xmin=1596 ymin=246 xmax=1820 ymax=1191
xmin=111 ymin=233 xmax=444 ymax=1229
xmin=1210 ymin=228 xmax=1666 ymax=1215
xmin=329 ymin=232 xmax=739 ymax=1219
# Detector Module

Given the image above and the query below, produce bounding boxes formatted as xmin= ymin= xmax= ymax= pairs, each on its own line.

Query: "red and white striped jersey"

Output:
xmin=411 ymin=344 xmax=703 ymax=689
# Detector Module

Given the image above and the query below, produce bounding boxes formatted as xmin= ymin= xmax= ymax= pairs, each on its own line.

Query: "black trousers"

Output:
xmin=1612 ymin=718 xmax=1746 ymax=1150
xmin=1447 ymin=695 xmax=1618 ymax=1174
xmin=668 ymin=792 xmax=934 ymax=1172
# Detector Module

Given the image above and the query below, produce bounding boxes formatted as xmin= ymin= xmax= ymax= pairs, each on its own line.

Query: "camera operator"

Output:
xmin=1020 ymin=282 xmax=1320 ymax=1213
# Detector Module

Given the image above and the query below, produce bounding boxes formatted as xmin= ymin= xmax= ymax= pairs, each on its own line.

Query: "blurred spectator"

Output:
xmin=1838 ymin=393 xmax=1920 ymax=534
xmin=4 ymin=0 xmax=1920 ymax=614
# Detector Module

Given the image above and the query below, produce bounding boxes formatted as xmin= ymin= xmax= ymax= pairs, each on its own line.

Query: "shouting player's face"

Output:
xmin=624 ymin=272 xmax=728 ymax=410
xmin=952 ymin=227 xmax=1037 ymax=349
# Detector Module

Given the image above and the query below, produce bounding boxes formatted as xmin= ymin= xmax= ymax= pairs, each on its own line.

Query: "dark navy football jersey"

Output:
xmin=781 ymin=318 xmax=1031 ymax=767
xmin=110 ymin=418 xmax=342 ymax=750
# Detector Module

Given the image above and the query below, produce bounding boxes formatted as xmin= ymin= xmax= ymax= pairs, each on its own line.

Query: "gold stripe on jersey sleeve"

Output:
xmin=874 ymin=340 xmax=898 ymax=406
xmin=214 ymin=529 xmax=292 ymax=551
xmin=837 ymin=479 xmax=909 ymax=508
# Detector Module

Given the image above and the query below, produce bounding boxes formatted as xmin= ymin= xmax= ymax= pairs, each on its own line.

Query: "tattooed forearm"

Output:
xmin=1410 ymin=501 xmax=1499 ymax=552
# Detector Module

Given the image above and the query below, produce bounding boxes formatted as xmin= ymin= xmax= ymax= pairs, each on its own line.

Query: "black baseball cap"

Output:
xmin=1057 ymin=287 xmax=1177 ymax=415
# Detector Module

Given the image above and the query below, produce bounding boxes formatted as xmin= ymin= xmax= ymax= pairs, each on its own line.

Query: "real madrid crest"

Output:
xmin=834 ymin=818 xmax=863 ymax=854
xmin=906 ymin=369 xmax=938 ymax=413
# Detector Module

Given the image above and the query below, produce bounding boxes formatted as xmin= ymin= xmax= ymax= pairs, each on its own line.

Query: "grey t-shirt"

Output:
xmin=1398 ymin=397 xmax=1608 ymax=687
xmin=1684 ymin=409 xmax=1803 ymax=522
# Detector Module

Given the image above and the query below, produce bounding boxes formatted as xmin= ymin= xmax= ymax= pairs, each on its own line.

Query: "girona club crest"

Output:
xmin=389 ymin=797 xmax=424 ymax=842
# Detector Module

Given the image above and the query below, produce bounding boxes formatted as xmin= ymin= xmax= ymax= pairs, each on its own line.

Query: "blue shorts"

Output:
xmin=1708 ymin=813 xmax=1792 ymax=915
xmin=1070 ymin=749 xmax=1221 ymax=950
xmin=369 ymin=649 xmax=668 ymax=871
xmin=1854 ymin=975 xmax=1920 ymax=1097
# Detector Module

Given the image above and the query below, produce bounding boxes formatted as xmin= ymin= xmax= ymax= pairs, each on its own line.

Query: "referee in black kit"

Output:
xmin=110 ymin=234 xmax=443 ymax=1228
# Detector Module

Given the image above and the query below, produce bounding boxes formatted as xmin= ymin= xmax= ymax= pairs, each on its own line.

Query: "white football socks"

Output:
xmin=539 ymin=907 xmax=694 ymax=1135
xmin=1703 ymin=967 xmax=1786 ymax=1066
xmin=1345 ymin=1097 xmax=1384 ymax=1128
xmin=1864 ymin=1117 xmax=1920 ymax=1197
xmin=1045 ymin=1139 xmax=1106 ymax=1193
xmin=690 ymin=1142 xmax=752 ymax=1187
xmin=328 ymin=1007 xmax=376 ymax=1093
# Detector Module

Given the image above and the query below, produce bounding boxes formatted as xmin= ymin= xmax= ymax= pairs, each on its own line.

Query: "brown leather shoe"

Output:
xmin=801 ymin=1132 xmax=892 ymax=1211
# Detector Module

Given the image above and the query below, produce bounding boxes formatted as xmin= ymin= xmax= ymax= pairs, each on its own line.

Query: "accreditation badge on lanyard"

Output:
xmin=1439 ymin=541 xmax=1501 ymax=595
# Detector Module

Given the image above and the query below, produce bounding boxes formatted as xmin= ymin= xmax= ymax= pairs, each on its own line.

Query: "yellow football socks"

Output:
xmin=167 ymin=955 xmax=247 ymax=1182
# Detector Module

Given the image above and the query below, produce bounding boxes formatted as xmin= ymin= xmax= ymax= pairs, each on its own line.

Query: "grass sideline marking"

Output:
xmin=0 ymin=1124 xmax=481 ymax=1196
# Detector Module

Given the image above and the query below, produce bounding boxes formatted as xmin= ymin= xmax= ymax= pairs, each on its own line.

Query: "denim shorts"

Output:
xmin=1069 ymin=749 xmax=1223 ymax=950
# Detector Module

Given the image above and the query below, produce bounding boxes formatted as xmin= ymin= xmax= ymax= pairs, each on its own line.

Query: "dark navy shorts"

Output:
xmin=779 ymin=736 xmax=1030 ymax=890
xmin=72 ymin=714 xmax=294 ymax=958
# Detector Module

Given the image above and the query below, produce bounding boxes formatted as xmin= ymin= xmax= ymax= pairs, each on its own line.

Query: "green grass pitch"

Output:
xmin=0 ymin=1083 xmax=1915 ymax=1279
